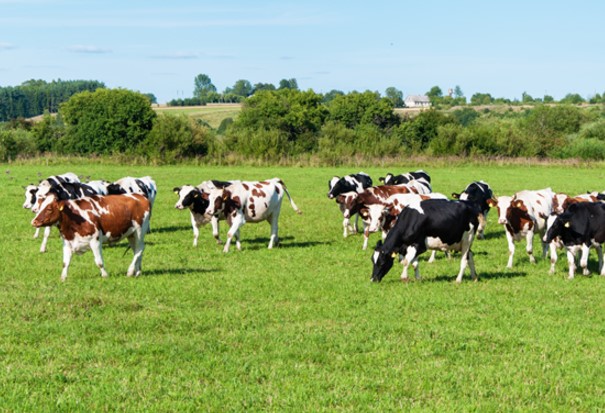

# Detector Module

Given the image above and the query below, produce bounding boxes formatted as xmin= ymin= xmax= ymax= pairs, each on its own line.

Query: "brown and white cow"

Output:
xmin=204 ymin=178 xmax=302 ymax=252
xmin=339 ymin=183 xmax=431 ymax=224
xmin=31 ymin=193 xmax=151 ymax=281
xmin=487 ymin=188 xmax=555 ymax=268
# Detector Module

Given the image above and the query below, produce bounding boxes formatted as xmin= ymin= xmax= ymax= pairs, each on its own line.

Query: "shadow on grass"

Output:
xmin=150 ymin=225 xmax=192 ymax=234
xmin=374 ymin=270 xmax=527 ymax=284
xmin=143 ymin=267 xmax=221 ymax=277
xmin=229 ymin=236 xmax=332 ymax=250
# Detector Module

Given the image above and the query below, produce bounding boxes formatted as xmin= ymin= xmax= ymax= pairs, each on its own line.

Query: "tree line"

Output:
xmin=0 ymin=79 xmax=106 ymax=121
xmin=1 ymin=85 xmax=605 ymax=164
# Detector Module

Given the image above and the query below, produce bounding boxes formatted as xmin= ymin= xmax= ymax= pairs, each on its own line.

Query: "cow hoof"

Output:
xmin=400 ymin=278 xmax=410 ymax=283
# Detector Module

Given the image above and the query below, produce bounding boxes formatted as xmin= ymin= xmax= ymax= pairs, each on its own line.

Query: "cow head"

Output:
xmin=23 ymin=184 xmax=38 ymax=209
xmin=552 ymin=193 xmax=572 ymax=215
xmin=487 ymin=196 xmax=512 ymax=225
xmin=371 ymin=240 xmax=396 ymax=282
xmin=327 ymin=176 xmax=340 ymax=198
xmin=174 ymin=185 xmax=204 ymax=210
xmin=31 ymin=194 xmax=62 ymax=228
xmin=543 ymin=213 xmax=567 ymax=244
xmin=338 ymin=192 xmax=360 ymax=218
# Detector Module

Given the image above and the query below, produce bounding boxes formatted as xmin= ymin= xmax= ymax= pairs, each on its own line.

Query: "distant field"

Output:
xmin=3 ymin=162 xmax=605 ymax=411
xmin=154 ymin=103 xmax=241 ymax=129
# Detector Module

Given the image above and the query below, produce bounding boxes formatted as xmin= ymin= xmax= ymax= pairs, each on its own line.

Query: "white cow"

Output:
xmin=204 ymin=178 xmax=302 ymax=252
xmin=488 ymin=188 xmax=555 ymax=268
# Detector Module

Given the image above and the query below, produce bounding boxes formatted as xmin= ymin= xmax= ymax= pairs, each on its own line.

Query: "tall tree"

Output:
xmin=193 ymin=74 xmax=217 ymax=100
xmin=384 ymin=87 xmax=404 ymax=108
xmin=278 ymin=78 xmax=298 ymax=90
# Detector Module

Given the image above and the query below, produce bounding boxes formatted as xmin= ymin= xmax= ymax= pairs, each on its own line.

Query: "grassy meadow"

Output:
xmin=2 ymin=160 xmax=605 ymax=411
xmin=154 ymin=104 xmax=241 ymax=129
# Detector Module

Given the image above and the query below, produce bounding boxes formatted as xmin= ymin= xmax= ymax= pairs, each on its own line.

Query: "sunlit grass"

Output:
xmin=2 ymin=162 xmax=605 ymax=411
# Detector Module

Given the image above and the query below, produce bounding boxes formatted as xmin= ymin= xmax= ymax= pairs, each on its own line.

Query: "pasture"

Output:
xmin=2 ymin=161 xmax=605 ymax=411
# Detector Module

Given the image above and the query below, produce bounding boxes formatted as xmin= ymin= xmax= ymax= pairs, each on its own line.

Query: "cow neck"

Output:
xmin=190 ymin=194 xmax=208 ymax=215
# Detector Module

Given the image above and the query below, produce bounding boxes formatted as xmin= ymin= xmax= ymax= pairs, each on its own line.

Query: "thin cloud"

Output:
xmin=68 ymin=45 xmax=111 ymax=54
xmin=0 ymin=42 xmax=16 ymax=50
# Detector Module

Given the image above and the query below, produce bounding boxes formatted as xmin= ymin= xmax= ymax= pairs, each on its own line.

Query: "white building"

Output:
xmin=404 ymin=95 xmax=431 ymax=108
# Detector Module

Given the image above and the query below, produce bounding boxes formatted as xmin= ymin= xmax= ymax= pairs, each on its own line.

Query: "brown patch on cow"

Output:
xmin=419 ymin=195 xmax=431 ymax=200
xmin=248 ymin=198 xmax=256 ymax=218
xmin=260 ymin=181 xmax=270 ymax=185
xmin=243 ymin=183 xmax=250 ymax=190
xmin=506 ymin=205 xmax=533 ymax=234
xmin=251 ymin=188 xmax=266 ymax=198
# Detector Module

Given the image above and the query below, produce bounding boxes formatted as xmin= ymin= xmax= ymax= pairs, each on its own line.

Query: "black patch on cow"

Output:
xmin=327 ymin=173 xmax=373 ymax=198
xmin=545 ymin=202 xmax=605 ymax=246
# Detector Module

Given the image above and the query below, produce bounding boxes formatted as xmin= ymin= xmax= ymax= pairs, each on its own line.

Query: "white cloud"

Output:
xmin=68 ymin=45 xmax=111 ymax=54
xmin=0 ymin=42 xmax=15 ymax=50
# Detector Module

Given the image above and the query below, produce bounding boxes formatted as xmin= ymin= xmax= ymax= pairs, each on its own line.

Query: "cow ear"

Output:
xmin=59 ymin=204 xmax=64 ymax=211
xmin=201 ymin=191 xmax=209 ymax=200
xmin=514 ymin=200 xmax=523 ymax=208
xmin=451 ymin=192 xmax=460 ymax=199
xmin=486 ymin=198 xmax=497 ymax=207
xmin=564 ymin=221 xmax=571 ymax=228
xmin=173 ymin=187 xmax=181 ymax=194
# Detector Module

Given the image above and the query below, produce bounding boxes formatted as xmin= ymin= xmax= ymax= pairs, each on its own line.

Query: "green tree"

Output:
xmin=59 ymin=88 xmax=156 ymax=154
xmin=225 ymin=79 xmax=253 ymax=98
xmin=328 ymin=91 xmax=399 ymax=130
xmin=454 ymin=85 xmax=464 ymax=99
xmin=522 ymin=91 xmax=534 ymax=103
xmin=470 ymin=93 xmax=494 ymax=105
xmin=194 ymin=74 xmax=217 ymax=100
xmin=384 ymin=87 xmax=404 ymax=108
xmin=253 ymin=83 xmax=276 ymax=93
xmin=560 ymin=93 xmax=586 ymax=104
xmin=278 ymin=78 xmax=299 ymax=90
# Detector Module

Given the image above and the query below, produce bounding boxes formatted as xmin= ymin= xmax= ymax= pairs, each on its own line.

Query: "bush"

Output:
xmin=0 ymin=129 xmax=38 ymax=161
xmin=139 ymin=113 xmax=213 ymax=163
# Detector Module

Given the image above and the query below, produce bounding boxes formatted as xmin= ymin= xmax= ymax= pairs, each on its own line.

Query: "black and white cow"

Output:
xmin=543 ymin=202 xmax=605 ymax=279
xmin=378 ymin=170 xmax=432 ymax=192
xmin=371 ymin=199 xmax=479 ymax=283
xmin=173 ymin=180 xmax=235 ymax=246
xmin=451 ymin=181 xmax=494 ymax=239
xmin=327 ymin=172 xmax=373 ymax=237
xmin=107 ymin=176 xmax=157 ymax=209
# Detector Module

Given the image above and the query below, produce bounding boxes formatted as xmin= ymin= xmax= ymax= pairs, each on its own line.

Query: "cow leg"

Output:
xmin=33 ymin=227 xmax=40 ymax=238
xmin=566 ymin=247 xmax=578 ymax=279
xmin=548 ymin=242 xmax=558 ymax=275
xmin=234 ymin=229 xmax=242 ymax=251
xmin=190 ymin=214 xmax=200 ymax=247
xmin=60 ymin=242 xmax=73 ymax=282
xmin=127 ymin=233 xmax=145 ymax=277
xmin=456 ymin=235 xmax=474 ymax=283
xmin=521 ymin=230 xmax=534 ymax=263
xmin=400 ymin=246 xmax=417 ymax=281
xmin=427 ymin=250 xmax=437 ymax=263
xmin=211 ymin=216 xmax=222 ymax=244
xmin=597 ymin=244 xmax=605 ymax=276
xmin=224 ymin=214 xmax=244 ymax=253
xmin=505 ymin=231 xmax=515 ymax=269
xmin=362 ymin=227 xmax=370 ymax=250
xmin=411 ymin=256 xmax=421 ymax=280
xmin=580 ymin=244 xmax=591 ymax=276
xmin=468 ymin=250 xmax=478 ymax=281
xmin=268 ymin=213 xmax=280 ymax=249
xmin=342 ymin=217 xmax=350 ymax=238
xmin=40 ymin=226 xmax=52 ymax=253
xmin=89 ymin=238 xmax=109 ymax=278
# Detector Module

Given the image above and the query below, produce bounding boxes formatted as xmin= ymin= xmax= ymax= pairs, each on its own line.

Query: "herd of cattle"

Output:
xmin=21 ymin=170 xmax=605 ymax=283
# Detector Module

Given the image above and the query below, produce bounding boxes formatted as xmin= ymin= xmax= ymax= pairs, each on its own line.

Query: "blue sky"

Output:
xmin=1 ymin=0 xmax=604 ymax=103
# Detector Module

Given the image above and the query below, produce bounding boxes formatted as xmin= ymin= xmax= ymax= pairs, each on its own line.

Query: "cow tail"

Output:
xmin=279 ymin=179 xmax=302 ymax=215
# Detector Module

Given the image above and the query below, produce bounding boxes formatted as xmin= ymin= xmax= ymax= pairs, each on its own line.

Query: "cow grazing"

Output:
xmin=543 ymin=202 xmax=605 ymax=279
xmin=371 ymin=199 xmax=479 ymax=283
xmin=205 ymin=178 xmax=302 ymax=252
xmin=487 ymin=188 xmax=555 ymax=268
xmin=451 ymin=181 xmax=495 ymax=239
xmin=327 ymin=172 xmax=373 ymax=237
xmin=173 ymin=180 xmax=234 ymax=246
xmin=31 ymin=193 xmax=151 ymax=281
xmin=338 ymin=185 xmax=445 ymax=250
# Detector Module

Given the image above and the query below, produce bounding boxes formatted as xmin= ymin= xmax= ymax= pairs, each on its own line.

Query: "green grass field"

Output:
xmin=2 ymin=161 xmax=605 ymax=411
xmin=154 ymin=104 xmax=241 ymax=129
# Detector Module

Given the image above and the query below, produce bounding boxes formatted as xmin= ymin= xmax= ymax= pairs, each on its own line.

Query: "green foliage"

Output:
xmin=470 ymin=93 xmax=494 ymax=105
xmin=193 ymin=74 xmax=217 ymax=100
xmin=59 ymin=89 xmax=156 ymax=155
xmin=31 ymin=113 xmax=64 ymax=152
xmin=327 ymin=91 xmax=399 ymax=129
xmin=0 ymin=79 xmax=105 ymax=121
xmin=138 ymin=113 xmax=213 ymax=163
xmin=384 ymin=87 xmax=404 ymax=108
xmin=560 ymin=93 xmax=586 ymax=104
xmin=0 ymin=128 xmax=37 ymax=161
xmin=395 ymin=109 xmax=454 ymax=151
